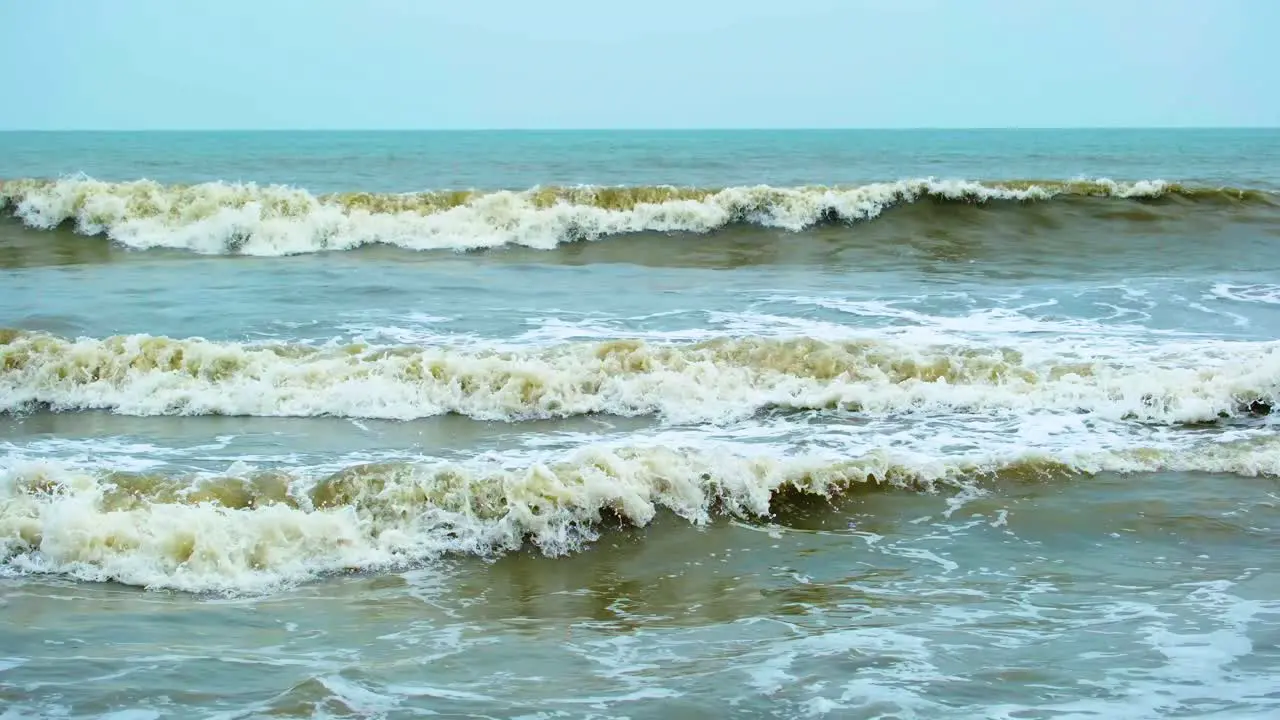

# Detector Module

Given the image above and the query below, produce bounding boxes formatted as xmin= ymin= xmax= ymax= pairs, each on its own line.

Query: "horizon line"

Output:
xmin=1 ymin=126 xmax=1278 ymax=133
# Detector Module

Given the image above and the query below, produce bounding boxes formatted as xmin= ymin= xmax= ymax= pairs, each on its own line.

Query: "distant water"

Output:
xmin=2 ymin=130 xmax=1279 ymax=718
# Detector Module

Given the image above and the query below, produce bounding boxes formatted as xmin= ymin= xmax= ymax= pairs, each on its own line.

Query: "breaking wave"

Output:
xmin=4 ymin=437 xmax=1278 ymax=593
xmin=2 ymin=176 xmax=1273 ymax=256
xmin=3 ymin=330 xmax=1277 ymax=424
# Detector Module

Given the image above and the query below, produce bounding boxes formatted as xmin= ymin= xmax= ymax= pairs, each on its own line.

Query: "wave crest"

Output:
xmin=4 ymin=438 xmax=1277 ymax=593
xmin=2 ymin=330 xmax=1276 ymax=424
xmin=3 ymin=176 xmax=1272 ymax=256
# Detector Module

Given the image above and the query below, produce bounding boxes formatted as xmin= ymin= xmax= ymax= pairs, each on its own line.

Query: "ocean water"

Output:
xmin=1 ymin=129 xmax=1279 ymax=719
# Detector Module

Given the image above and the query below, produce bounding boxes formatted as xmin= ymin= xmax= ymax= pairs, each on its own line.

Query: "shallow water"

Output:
xmin=4 ymin=479 xmax=1278 ymax=718
xmin=2 ymin=129 xmax=1280 ymax=718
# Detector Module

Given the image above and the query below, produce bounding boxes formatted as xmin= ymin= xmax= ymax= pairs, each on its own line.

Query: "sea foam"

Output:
xmin=2 ymin=175 xmax=1246 ymax=256
xmin=2 ymin=330 xmax=1278 ymax=424
xmin=4 ymin=437 xmax=1278 ymax=593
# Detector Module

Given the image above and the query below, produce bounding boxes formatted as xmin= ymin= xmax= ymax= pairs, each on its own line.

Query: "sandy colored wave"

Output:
xmin=3 ymin=176 xmax=1271 ymax=255
xmin=4 ymin=438 xmax=1278 ymax=593
xmin=2 ymin=330 xmax=1278 ymax=424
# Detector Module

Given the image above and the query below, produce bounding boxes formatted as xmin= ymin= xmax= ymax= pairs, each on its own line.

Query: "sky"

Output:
xmin=2 ymin=0 xmax=1276 ymax=130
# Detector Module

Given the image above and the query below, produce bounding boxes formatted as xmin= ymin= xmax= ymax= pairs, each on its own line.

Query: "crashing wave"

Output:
xmin=2 ymin=176 xmax=1271 ymax=255
xmin=4 ymin=437 xmax=1278 ymax=593
xmin=3 ymin=330 xmax=1277 ymax=424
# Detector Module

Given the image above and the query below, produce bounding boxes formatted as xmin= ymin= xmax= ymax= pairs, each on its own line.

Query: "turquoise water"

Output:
xmin=5 ymin=129 xmax=1280 ymax=191
xmin=2 ymin=130 xmax=1280 ymax=718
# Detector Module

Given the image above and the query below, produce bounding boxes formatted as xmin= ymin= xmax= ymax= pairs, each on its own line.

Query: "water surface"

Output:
xmin=2 ymin=129 xmax=1279 ymax=718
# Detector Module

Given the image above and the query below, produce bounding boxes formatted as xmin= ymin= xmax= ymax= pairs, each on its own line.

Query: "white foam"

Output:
xmin=1209 ymin=283 xmax=1280 ymax=305
xmin=2 ymin=436 xmax=1279 ymax=594
xmin=0 ymin=176 xmax=1179 ymax=256
xmin=3 ymin=331 xmax=1277 ymax=424
xmin=983 ymin=580 xmax=1280 ymax=719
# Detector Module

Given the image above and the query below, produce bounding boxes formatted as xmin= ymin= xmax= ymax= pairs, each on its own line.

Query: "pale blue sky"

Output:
xmin=2 ymin=0 xmax=1276 ymax=130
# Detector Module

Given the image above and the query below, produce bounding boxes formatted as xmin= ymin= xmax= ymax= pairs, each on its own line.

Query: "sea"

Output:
xmin=1 ymin=129 xmax=1279 ymax=719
